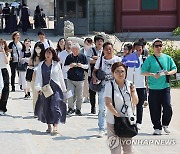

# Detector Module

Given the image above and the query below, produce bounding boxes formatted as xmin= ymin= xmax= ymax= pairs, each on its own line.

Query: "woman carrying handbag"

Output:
xmin=104 ymin=62 xmax=138 ymax=154
xmin=34 ymin=47 xmax=67 ymax=136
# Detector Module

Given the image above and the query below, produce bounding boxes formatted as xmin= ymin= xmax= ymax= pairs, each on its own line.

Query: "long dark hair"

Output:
xmin=41 ymin=47 xmax=60 ymax=62
xmin=56 ymin=38 xmax=65 ymax=53
xmin=0 ymin=38 xmax=9 ymax=54
xmin=32 ymin=42 xmax=45 ymax=62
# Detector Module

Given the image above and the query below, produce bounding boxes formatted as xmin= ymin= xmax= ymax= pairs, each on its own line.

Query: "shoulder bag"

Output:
xmin=42 ymin=80 xmax=54 ymax=98
xmin=153 ymin=54 xmax=170 ymax=83
xmin=110 ymin=81 xmax=138 ymax=138
xmin=14 ymin=42 xmax=27 ymax=71
xmin=96 ymin=52 xmax=105 ymax=80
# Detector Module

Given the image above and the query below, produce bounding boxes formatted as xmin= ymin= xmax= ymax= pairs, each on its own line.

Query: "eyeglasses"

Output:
xmin=154 ymin=44 xmax=162 ymax=48
xmin=114 ymin=70 xmax=125 ymax=74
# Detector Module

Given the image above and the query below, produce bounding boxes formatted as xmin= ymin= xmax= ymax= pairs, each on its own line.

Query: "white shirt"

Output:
xmin=104 ymin=80 xmax=136 ymax=124
xmin=126 ymin=55 xmax=146 ymax=88
xmin=86 ymin=47 xmax=103 ymax=76
xmin=12 ymin=42 xmax=23 ymax=62
xmin=0 ymin=69 xmax=4 ymax=93
xmin=58 ymin=50 xmax=72 ymax=79
xmin=94 ymin=55 xmax=122 ymax=85
xmin=35 ymin=60 xmax=66 ymax=93
xmin=38 ymin=39 xmax=54 ymax=49
xmin=0 ymin=52 xmax=10 ymax=68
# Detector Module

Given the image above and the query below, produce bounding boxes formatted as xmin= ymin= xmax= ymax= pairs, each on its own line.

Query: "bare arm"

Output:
xmin=105 ymin=97 xmax=120 ymax=117
xmin=130 ymin=85 xmax=138 ymax=105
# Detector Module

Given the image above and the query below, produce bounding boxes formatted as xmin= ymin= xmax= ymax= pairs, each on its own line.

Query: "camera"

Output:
xmin=128 ymin=116 xmax=136 ymax=125
xmin=74 ymin=63 xmax=78 ymax=67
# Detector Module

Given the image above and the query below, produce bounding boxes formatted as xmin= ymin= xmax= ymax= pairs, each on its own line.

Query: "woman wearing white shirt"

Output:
xmin=18 ymin=38 xmax=32 ymax=99
xmin=34 ymin=47 xmax=67 ymax=136
xmin=104 ymin=62 xmax=138 ymax=154
xmin=28 ymin=42 xmax=45 ymax=113
xmin=8 ymin=31 xmax=24 ymax=92
xmin=0 ymin=39 xmax=10 ymax=115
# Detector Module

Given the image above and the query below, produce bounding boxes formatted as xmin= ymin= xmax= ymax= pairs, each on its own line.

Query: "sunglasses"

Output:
xmin=154 ymin=44 xmax=162 ymax=48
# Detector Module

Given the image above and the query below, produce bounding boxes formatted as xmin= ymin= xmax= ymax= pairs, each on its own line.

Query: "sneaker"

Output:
xmin=153 ymin=129 xmax=162 ymax=135
xmin=24 ymin=94 xmax=29 ymax=99
xmin=137 ymin=123 xmax=142 ymax=130
xmin=97 ymin=130 xmax=105 ymax=138
xmin=0 ymin=110 xmax=5 ymax=116
xmin=163 ymin=126 xmax=170 ymax=134
xmin=27 ymin=92 xmax=31 ymax=98
xmin=67 ymin=108 xmax=75 ymax=115
xmin=91 ymin=107 xmax=96 ymax=114
xmin=20 ymin=85 xmax=23 ymax=90
xmin=75 ymin=109 xmax=82 ymax=116
xmin=143 ymin=101 xmax=148 ymax=108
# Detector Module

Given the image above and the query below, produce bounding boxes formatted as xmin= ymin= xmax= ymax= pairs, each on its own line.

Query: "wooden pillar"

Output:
xmin=177 ymin=0 xmax=180 ymax=27
xmin=114 ymin=0 xmax=122 ymax=32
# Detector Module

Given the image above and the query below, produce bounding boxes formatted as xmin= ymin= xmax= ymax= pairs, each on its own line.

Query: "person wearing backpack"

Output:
xmin=86 ymin=35 xmax=104 ymax=114
xmin=37 ymin=31 xmax=54 ymax=49
xmin=141 ymin=38 xmax=177 ymax=135
xmin=92 ymin=42 xmax=122 ymax=138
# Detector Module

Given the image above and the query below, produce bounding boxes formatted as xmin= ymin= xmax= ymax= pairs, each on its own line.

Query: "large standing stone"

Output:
xmin=64 ymin=20 xmax=74 ymax=39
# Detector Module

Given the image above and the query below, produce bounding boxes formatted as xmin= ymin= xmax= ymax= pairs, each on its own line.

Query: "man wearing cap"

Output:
xmin=141 ymin=38 xmax=177 ymax=135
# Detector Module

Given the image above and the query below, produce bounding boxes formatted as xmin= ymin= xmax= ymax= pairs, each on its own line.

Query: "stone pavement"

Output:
xmin=0 ymin=84 xmax=180 ymax=154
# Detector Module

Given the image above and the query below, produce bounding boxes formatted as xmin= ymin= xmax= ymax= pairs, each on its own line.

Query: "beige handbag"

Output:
xmin=42 ymin=83 xmax=54 ymax=98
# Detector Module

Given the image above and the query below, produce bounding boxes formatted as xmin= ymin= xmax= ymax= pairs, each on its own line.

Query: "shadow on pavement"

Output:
xmin=53 ymin=135 xmax=98 ymax=141
xmin=0 ymin=129 xmax=30 ymax=134
xmin=29 ymin=129 xmax=48 ymax=135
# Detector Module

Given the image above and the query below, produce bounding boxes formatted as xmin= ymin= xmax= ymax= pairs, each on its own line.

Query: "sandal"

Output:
xmin=46 ymin=127 xmax=52 ymax=133
xmin=51 ymin=130 xmax=60 ymax=136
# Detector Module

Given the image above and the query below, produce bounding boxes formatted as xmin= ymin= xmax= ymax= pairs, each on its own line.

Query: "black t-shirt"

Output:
xmin=64 ymin=53 xmax=88 ymax=81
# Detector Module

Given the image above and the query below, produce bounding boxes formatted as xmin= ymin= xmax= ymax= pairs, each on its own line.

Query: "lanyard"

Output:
xmin=118 ymin=82 xmax=135 ymax=116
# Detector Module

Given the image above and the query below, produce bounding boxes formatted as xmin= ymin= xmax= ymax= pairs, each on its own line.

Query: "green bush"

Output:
xmin=173 ymin=27 xmax=180 ymax=36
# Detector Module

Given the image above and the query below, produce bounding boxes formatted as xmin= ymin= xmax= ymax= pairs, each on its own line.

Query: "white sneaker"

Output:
xmin=163 ymin=126 xmax=170 ymax=134
xmin=137 ymin=123 xmax=142 ymax=130
xmin=0 ymin=111 xmax=5 ymax=116
xmin=153 ymin=129 xmax=162 ymax=135
xmin=143 ymin=101 xmax=148 ymax=108
xmin=97 ymin=130 xmax=105 ymax=138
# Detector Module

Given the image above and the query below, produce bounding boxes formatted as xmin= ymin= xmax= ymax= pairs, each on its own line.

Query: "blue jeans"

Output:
xmin=148 ymin=87 xmax=172 ymax=130
xmin=98 ymin=87 xmax=106 ymax=131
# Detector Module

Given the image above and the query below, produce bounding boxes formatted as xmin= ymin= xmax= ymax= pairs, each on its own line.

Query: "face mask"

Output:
xmin=35 ymin=48 xmax=41 ymax=54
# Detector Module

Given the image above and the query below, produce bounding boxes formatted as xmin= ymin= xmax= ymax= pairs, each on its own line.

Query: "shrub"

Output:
xmin=173 ymin=27 xmax=180 ymax=36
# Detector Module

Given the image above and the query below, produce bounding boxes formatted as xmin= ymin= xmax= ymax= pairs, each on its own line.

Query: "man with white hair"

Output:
xmin=64 ymin=43 xmax=88 ymax=116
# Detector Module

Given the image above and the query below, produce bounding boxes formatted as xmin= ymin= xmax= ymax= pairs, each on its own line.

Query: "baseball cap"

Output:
xmin=152 ymin=38 xmax=162 ymax=46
